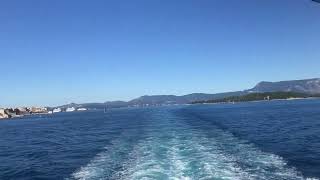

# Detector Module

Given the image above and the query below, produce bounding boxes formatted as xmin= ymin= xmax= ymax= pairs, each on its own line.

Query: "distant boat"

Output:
xmin=77 ymin=108 xmax=87 ymax=111
xmin=48 ymin=111 xmax=53 ymax=114
xmin=66 ymin=107 xmax=75 ymax=112
xmin=53 ymin=108 xmax=61 ymax=113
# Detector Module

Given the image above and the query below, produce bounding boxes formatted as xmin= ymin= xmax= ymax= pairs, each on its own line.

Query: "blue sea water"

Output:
xmin=0 ymin=99 xmax=320 ymax=180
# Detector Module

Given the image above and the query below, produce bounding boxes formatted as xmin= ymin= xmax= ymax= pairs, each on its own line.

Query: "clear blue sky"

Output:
xmin=1 ymin=0 xmax=320 ymax=107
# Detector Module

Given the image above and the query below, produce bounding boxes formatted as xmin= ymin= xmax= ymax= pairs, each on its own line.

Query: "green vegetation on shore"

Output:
xmin=191 ymin=92 xmax=319 ymax=104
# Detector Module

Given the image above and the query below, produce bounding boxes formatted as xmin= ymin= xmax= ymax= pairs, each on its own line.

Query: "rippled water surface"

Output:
xmin=1 ymin=99 xmax=320 ymax=180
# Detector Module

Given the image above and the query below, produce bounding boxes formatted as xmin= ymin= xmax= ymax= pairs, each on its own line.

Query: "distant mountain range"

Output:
xmin=248 ymin=78 xmax=320 ymax=94
xmin=55 ymin=78 xmax=320 ymax=109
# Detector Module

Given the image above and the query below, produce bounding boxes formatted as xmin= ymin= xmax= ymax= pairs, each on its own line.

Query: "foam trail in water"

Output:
xmin=70 ymin=111 xmax=315 ymax=180
xmin=71 ymin=138 xmax=126 ymax=179
xmin=70 ymin=124 xmax=146 ymax=180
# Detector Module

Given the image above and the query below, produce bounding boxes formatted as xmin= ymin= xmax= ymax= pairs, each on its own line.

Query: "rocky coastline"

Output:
xmin=0 ymin=107 xmax=48 ymax=119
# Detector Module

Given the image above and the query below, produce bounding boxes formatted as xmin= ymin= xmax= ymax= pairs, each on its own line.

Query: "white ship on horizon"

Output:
xmin=53 ymin=108 xmax=61 ymax=113
xmin=77 ymin=108 xmax=87 ymax=111
xmin=66 ymin=107 xmax=76 ymax=112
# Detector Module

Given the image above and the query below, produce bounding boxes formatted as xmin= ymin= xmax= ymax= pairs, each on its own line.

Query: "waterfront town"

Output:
xmin=0 ymin=107 xmax=87 ymax=119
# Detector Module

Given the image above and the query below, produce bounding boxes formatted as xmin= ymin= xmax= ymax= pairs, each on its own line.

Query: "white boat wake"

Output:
xmin=70 ymin=110 xmax=317 ymax=180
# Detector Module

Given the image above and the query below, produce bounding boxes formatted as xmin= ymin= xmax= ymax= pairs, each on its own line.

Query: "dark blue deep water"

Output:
xmin=1 ymin=99 xmax=320 ymax=180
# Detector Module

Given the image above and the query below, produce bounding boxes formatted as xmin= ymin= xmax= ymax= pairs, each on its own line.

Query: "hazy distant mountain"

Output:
xmin=127 ymin=92 xmax=247 ymax=106
xmin=105 ymin=101 xmax=129 ymax=108
xmin=129 ymin=95 xmax=187 ymax=105
xmin=248 ymin=78 xmax=320 ymax=94
xmin=56 ymin=103 xmax=105 ymax=109
xmin=125 ymin=78 xmax=320 ymax=106
xmin=56 ymin=101 xmax=128 ymax=110
xmin=182 ymin=92 xmax=246 ymax=102
xmin=55 ymin=78 xmax=320 ymax=109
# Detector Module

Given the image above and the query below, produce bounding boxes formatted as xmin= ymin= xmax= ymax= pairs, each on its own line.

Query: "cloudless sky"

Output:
xmin=1 ymin=0 xmax=320 ymax=107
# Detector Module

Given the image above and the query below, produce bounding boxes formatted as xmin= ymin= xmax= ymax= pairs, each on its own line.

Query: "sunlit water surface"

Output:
xmin=1 ymin=99 xmax=320 ymax=180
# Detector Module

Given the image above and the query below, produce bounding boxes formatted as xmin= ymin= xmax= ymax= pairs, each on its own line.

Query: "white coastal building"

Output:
xmin=0 ymin=108 xmax=9 ymax=119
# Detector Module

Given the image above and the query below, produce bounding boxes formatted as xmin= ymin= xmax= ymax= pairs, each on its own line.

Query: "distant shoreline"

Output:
xmin=191 ymin=92 xmax=320 ymax=105
xmin=0 ymin=107 xmax=88 ymax=120
xmin=195 ymin=97 xmax=319 ymax=105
